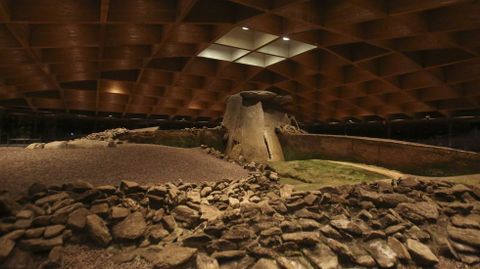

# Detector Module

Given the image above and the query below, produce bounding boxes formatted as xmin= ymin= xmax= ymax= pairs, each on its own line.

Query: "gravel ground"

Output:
xmin=0 ymin=144 xmax=248 ymax=197
xmin=62 ymin=244 xmax=152 ymax=269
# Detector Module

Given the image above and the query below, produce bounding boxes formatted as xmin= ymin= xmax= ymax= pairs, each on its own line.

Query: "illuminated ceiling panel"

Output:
xmin=198 ymin=27 xmax=317 ymax=67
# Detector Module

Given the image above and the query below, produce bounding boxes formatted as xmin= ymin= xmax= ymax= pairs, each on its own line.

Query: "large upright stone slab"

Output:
xmin=222 ymin=91 xmax=292 ymax=163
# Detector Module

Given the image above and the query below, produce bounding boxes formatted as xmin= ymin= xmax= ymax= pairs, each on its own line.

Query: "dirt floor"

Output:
xmin=0 ymin=144 xmax=248 ymax=197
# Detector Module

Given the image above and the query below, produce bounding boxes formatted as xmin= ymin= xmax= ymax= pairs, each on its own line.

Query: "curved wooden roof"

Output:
xmin=0 ymin=0 xmax=479 ymax=123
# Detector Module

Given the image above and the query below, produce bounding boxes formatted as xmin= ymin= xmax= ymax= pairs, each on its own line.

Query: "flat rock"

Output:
xmin=20 ymin=235 xmax=63 ymax=252
xmin=325 ymin=238 xmax=354 ymax=261
xmin=25 ymin=227 xmax=45 ymax=238
xmin=447 ymin=225 xmax=480 ymax=247
xmin=149 ymin=226 xmax=170 ymax=243
xmin=35 ymin=192 xmax=69 ymax=206
xmin=25 ymin=143 xmax=44 ymax=149
xmin=281 ymin=232 xmax=319 ymax=246
xmin=451 ymin=214 xmax=480 ymax=229
xmin=387 ymin=237 xmax=411 ymax=261
xmin=1 ymin=247 xmax=35 ymax=269
xmin=330 ymin=219 xmax=362 ymax=236
xmin=381 ymin=193 xmax=414 ymax=207
xmin=69 ymin=180 xmax=94 ymax=192
xmin=320 ymin=225 xmax=343 ymax=240
xmin=120 ymin=180 xmax=142 ymax=192
xmin=406 ymin=239 xmax=439 ymax=265
xmin=222 ymin=226 xmax=254 ymax=241
xmin=14 ymin=218 xmax=32 ymax=229
xmin=44 ymin=141 xmax=67 ymax=149
xmin=85 ymin=214 xmax=111 ymax=247
xmin=200 ymin=205 xmax=222 ymax=222
xmin=43 ymin=224 xmax=65 ymax=238
xmin=395 ymin=202 xmax=438 ymax=223
xmin=16 ymin=210 xmax=33 ymax=219
xmin=172 ymin=205 xmax=200 ymax=227
xmin=110 ymin=206 xmax=130 ymax=220
xmin=365 ymin=239 xmax=397 ymax=268
xmin=67 ymin=139 xmax=113 ymax=149
xmin=240 ymin=90 xmax=277 ymax=101
xmin=280 ymin=185 xmax=294 ymax=199
xmin=302 ymin=243 xmax=338 ymax=269
xmin=152 ymin=245 xmax=197 ymax=269
xmin=212 ymin=250 xmax=245 ymax=260
xmin=350 ymin=243 xmax=376 ymax=267
xmin=112 ymin=211 xmax=147 ymax=240
xmin=196 ymin=252 xmax=219 ymax=269
xmin=3 ymin=229 xmax=25 ymax=241
xmin=0 ymin=238 xmax=15 ymax=263
xmin=162 ymin=215 xmax=177 ymax=232
xmin=276 ymin=256 xmax=312 ymax=269
xmin=90 ymin=203 xmax=109 ymax=217
xmin=251 ymin=258 xmax=279 ymax=269
xmin=67 ymin=207 xmax=90 ymax=230
xmin=219 ymin=255 xmax=256 ymax=269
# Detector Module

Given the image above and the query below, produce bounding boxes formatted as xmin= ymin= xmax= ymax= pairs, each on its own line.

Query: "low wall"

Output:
xmin=117 ymin=128 xmax=226 ymax=150
xmin=278 ymin=134 xmax=480 ymax=176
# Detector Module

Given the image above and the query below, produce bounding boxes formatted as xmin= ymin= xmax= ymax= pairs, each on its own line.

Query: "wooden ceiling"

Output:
xmin=0 ymin=0 xmax=479 ymax=123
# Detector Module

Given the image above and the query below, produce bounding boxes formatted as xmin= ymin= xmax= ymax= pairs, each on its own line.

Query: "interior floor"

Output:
xmin=0 ymin=144 xmax=248 ymax=197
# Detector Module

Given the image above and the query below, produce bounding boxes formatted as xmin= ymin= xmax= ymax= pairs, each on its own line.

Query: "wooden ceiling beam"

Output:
xmin=95 ymin=0 xmax=110 ymax=115
xmin=126 ymin=0 xmax=199 ymax=118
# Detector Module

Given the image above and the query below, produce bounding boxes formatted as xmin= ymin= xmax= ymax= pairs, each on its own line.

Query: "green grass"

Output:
xmin=270 ymin=159 xmax=389 ymax=191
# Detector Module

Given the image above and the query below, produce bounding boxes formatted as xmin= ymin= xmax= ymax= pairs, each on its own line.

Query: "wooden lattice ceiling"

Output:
xmin=0 ymin=0 xmax=479 ymax=123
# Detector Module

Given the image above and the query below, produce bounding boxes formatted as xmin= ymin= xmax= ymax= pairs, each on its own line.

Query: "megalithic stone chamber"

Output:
xmin=222 ymin=91 xmax=293 ymax=163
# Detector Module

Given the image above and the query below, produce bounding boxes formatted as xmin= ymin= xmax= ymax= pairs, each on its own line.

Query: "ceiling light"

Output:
xmin=241 ymin=26 xmax=249 ymax=30
xmin=282 ymin=37 xmax=290 ymax=41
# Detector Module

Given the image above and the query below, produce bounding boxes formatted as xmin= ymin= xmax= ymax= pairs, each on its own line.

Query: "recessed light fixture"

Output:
xmin=282 ymin=36 xmax=290 ymax=41
xmin=241 ymin=26 xmax=249 ymax=30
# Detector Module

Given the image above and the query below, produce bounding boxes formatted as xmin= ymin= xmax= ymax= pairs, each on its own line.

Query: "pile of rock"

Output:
xmin=200 ymin=145 xmax=280 ymax=180
xmin=26 ymin=139 xmax=117 ymax=150
xmin=276 ymin=124 xmax=307 ymax=135
xmin=83 ymin=128 xmax=129 ymax=142
xmin=1 ymin=175 xmax=479 ymax=268
xmin=25 ymin=128 xmax=131 ymax=150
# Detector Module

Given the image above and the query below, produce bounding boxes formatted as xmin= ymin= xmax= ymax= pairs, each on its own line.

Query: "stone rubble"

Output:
xmin=0 ymin=173 xmax=479 ymax=268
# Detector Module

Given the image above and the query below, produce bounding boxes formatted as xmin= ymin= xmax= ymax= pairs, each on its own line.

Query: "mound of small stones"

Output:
xmin=1 ymin=173 xmax=480 ymax=268
xmin=200 ymin=145 xmax=276 ymax=177
xmin=83 ymin=128 xmax=129 ymax=142
xmin=25 ymin=128 xmax=129 ymax=150
xmin=276 ymin=124 xmax=307 ymax=135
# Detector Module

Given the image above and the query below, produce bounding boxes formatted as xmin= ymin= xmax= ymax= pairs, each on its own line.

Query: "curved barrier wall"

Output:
xmin=278 ymin=134 xmax=480 ymax=176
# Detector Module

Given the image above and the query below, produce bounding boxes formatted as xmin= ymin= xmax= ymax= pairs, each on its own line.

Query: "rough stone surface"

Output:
xmin=365 ymin=239 xmax=398 ymax=268
xmin=447 ymin=225 xmax=480 ymax=247
xmin=0 ymin=238 xmax=15 ymax=262
xmin=0 ymin=173 xmax=479 ymax=268
xmin=406 ymin=239 xmax=439 ymax=265
xmin=112 ymin=212 xmax=147 ymax=240
xmin=196 ymin=252 xmax=219 ymax=269
xmin=67 ymin=207 xmax=90 ymax=230
xmin=20 ymin=236 xmax=63 ymax=252
xmin=395 ymin=202 xmax=439 ymax=223
xmin=85 ymin=214 xmax=111 ymax=246
xmin=151 ymin=245 xmax=197 ymax=269
xmin=303 ymin=243 xmax=339 ymax=269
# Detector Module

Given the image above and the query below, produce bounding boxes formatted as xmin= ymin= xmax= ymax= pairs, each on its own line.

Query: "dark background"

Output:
xmin=1 ymin=109 xmax=479 ymax=152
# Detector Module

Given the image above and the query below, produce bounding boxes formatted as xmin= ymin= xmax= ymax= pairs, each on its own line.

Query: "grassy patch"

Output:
xmin=270 ymin=159 xmax=389 ymax=191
